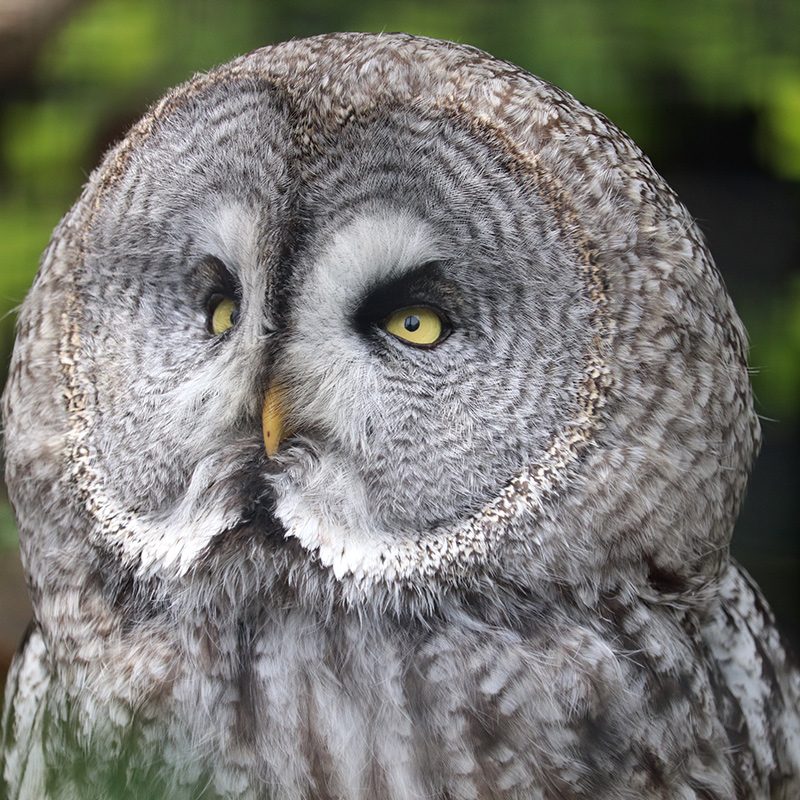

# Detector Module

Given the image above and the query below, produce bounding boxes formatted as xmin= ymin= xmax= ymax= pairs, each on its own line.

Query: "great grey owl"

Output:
xmin=1 ymin=31 xmax=798 ymax=800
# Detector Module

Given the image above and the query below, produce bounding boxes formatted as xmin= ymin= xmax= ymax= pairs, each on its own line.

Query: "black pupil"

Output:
xmin=404 ymin=315 xmax=420 ymax=332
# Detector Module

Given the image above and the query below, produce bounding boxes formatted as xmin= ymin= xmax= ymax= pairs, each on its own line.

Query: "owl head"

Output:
xmin=2 ymin=33 xmax=759 ymax=627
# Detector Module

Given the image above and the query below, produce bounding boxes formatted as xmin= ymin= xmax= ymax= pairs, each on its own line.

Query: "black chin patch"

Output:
xmin=201 ymin=465 xmax=286 ymax=559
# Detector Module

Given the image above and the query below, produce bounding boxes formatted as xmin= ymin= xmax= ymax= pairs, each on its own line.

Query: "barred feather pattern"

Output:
xmin=1 ymin=32 xmax=798 ymax=799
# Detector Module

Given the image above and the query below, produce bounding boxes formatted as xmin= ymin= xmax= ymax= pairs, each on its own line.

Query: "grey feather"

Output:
xmin=1 ymin=32 xmax=798 ymax=799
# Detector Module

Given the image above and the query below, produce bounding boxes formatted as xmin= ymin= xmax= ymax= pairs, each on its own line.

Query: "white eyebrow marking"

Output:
xmin=303 ymin=208 xmax=445 ymax=310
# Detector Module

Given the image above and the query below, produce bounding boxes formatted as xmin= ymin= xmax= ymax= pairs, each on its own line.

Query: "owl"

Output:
xmin=1 ymin=31 xmax=798 ymax=800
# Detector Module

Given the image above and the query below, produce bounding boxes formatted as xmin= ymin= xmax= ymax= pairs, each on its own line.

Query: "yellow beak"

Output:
xmin=262 ymin=385 xmax=289 ymax=457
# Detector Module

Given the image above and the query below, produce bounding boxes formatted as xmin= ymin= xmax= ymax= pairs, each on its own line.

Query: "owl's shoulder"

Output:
xmin=702 ymin=561 xmax=800 ymax=796
xmin=2 ymin=623 xmax=50 ymax=800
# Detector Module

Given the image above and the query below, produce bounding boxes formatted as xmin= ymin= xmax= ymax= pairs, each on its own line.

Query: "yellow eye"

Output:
xmin=209 ymin=296 xmax=238 ymax=335
xmin=383 ymin=306 xmax=446 ymax=347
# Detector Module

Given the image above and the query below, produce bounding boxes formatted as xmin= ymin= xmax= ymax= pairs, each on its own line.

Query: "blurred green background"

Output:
xmin=1 ymin=0 xmax=798 ymax=682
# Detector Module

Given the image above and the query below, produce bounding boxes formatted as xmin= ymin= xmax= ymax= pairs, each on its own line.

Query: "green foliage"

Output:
xmin=0 ymin=498 xmax=17 ymax=552
xmin=745 ymin=275 xmax=800 ymax=427
xmin=762 ymin=70 xmax=800 ymax=179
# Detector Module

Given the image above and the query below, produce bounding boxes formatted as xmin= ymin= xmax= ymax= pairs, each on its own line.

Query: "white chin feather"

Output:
xmin=274 ymin=485 xmax=394 ymax=581
xmin=271 ymin=471 xmax=536 ymax=587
